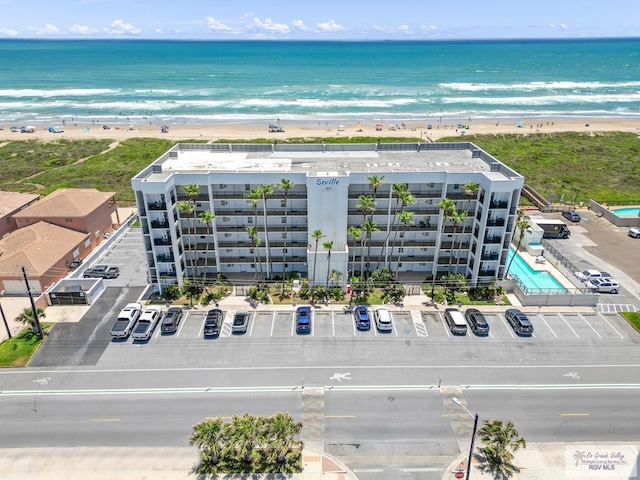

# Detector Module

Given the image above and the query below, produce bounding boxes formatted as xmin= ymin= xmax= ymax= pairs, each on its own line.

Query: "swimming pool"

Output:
xmin=611 ymin=207 xmax=640 ymax=217
xmin=507 ymin=248 xmax=566 ymax=292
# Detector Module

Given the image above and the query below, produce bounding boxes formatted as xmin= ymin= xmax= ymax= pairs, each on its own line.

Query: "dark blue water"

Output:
xmin=1 ymin=38 xmax=639 ymax=125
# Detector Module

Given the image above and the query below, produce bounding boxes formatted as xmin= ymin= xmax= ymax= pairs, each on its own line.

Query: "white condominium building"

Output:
xmin=131 ymin=142 xmax=523 ymax=293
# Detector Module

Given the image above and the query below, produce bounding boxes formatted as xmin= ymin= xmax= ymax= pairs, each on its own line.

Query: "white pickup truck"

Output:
xmin=131 ymin=306 xmax=163 ymax=340
xmin=110 ymin=302 xmax=142 ymax=339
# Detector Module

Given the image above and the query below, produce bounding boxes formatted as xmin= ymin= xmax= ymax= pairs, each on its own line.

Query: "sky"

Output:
xmin=1 ymin=0 xmax=639 ymax=40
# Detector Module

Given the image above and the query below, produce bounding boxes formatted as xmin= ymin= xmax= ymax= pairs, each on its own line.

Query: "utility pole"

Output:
xmin=22 ymin=267 xmax=43 ymax=338
xmin=0 ymin=293 xmax=11 ymax=339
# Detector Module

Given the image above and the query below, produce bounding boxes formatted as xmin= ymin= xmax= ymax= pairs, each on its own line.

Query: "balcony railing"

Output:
xmin=486 ymin=218 xmax=506 ymax=227
xmin=484 ymin=236 xmax=503 ymax=244
xmin=156 ymin=254 xmax=174 ymax=263
xmin=147 ymin=202 xmax=167 ymax=210
xmin=150 ymin=220 xmax=170 ymax=228
xmin=489 ymin=201 xmax=509 ymax=209
xmin=481 ymin=253 xmax=500 ymax=260
xmin=154 ymin=238 xmax=172 ymax=246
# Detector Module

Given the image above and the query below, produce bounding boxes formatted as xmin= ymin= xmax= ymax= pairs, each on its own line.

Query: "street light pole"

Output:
xmin=453 ymin=397 xmax=479 ymax=480
xmin=0 ymin=291 xmax=11 ymax=339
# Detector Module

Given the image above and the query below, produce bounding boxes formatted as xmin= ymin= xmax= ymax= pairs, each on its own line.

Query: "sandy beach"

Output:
xmin=1 ymin=118 xmax=640 ymax=143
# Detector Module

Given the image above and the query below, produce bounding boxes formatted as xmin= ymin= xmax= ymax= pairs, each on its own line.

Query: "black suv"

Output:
xmin=505 ymin=308 xmax=533 ymax=336
xmin=203 ymin=309 xmax=223 ymax=337
xmin=465 ymin=308 xmax=489 ymax=336
xmin=161 ymin=306 xmax=183 ymax=334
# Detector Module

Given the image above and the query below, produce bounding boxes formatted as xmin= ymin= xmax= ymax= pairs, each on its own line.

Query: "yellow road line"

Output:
xmin=89 ymin=418 xmax=120 ymax=422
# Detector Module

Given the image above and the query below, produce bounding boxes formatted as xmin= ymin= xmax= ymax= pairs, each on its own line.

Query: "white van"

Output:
xmin=444 ymin=308 xmax=467 ymax=335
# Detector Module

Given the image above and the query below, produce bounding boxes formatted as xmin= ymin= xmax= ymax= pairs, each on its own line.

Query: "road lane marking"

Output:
xmin=325 ymin=415 xmax=355 ymax=418
xmin=402 ymin=467 xmax=444 ymax=472
xmin=596 ymin=312 xmax=624 ymax=338
xmin=538 ymin=314 xmax=557 ymax=338
xmin=411 ymin=311 xmax=428 ymax=337
xmin=578 ymin=313 xmax=601 ymax=339
xmin=331 ymin=312 xmax=335 ymax=336
xmin=90 ymin=418 xmax=120 ymax=422
xmin=498 ymin=313 xmax=515 ymax=338
xmin=175 ymin=313 xmax=188 ymax=337
xmin=439 ymin=312 xmax=450 ymax=338
xmin=557 ymin=312 xmax=579 ymax=338
xmin=560 ymin=413 xmax=590 ymax=416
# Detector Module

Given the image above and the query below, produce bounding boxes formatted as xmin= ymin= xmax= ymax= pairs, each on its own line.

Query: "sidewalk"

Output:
xmin=442 ymin=442 xmax=639 ymax=480
xmin=0 ymin=447 xmax=358 ymax=480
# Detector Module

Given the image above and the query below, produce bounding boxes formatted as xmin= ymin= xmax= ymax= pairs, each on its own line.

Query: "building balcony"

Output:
xmin=478 ymin=270 xmax=497 ymax=277
xmin=154 ymin=238 xmax=172 ymax=246
xmin=481 ymin=253 xmax=500 ymax=260
xmin=150 ymin=220 xmax=170 ymax=228
xmin=158 ymin=271 xmax=177 ymax=278
xmin=438 ymin=257 xmax=469 ymax=265
xmin=148 ymin=202 xmax=167 ymax=210
xmin=440 ymin=242 xmax=470 ymax=250
xmin=156 ymin=254 xmax=175 ymax=263
xmin=484 ymin=236 xmax=503 ymax=244
xmin=486 ymin=218 xmax=506 ymax=227
xmin=489 ymin=201 xmax=509 ymax=209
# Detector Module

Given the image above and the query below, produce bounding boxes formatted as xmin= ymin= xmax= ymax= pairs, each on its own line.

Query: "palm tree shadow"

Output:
xmin=474 ymin=450 xmax=519 ymax=479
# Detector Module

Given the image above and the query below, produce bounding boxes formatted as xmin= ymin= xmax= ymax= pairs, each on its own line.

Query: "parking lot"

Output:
xmin=104 ymin=307 xmax=634 ymax=349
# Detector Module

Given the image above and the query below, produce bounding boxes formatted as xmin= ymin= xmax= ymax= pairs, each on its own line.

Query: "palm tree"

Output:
xmin=347 ymin=226 xmax=362 ymax=280
xmin=245 ymin=188 xmax=262 ymax=273
xmin=356 ymin=195 xmax=376 ymax=276
xmin=182 ymin=184 xmax=201 ymax=276
xmin=448 ymin=208 xmax=464 ymax=270
xmin=505 ymin=210 xmax=530 ymax=278
xmin=263 ymin=412 xmax=303 ymax=466
xmin=435 ymin=197 xmax=456 ymax=277
xmin=478 ymin=419 xmax=527 ymax=474
xmin=389 ymin=189 xmax=415 ymax=266
xmin=198 ymin=210 xmax=216 ymax=287
xmin=463 ymin=181 xmax=480 ymax=217
xmin=367 ymin=175 xmax=385 ymax=223
xmin=230 ymin=413 xmax=266 ymax=468
xmin=177 ymin=201 xmax=195 ymax=277
xmin=16 ymin=307 xmax=45 ymax=330
xmin=394 ymin=210 xmax=414 ymax=278
xmin=323 ymin=240 xmax=334 ymax=288
xmin=453 ymin=210 xmax=468 ymax=274
xmin=246 ymin=226 xmax=263 ymax=278
xmin=361 ymin=219 xmax=379 ymax=276
xmin=259 ymin=184 xmax=274 ymax=277
xmin=377 ymin=183 xmax=408 ymax=269
xmin=277 ymin=178 xmax=294 ymax=278
xmin=190 ymin=417 xmax=229 ymax=474
xmin=311 ymin=229 xmax=325 ymax=286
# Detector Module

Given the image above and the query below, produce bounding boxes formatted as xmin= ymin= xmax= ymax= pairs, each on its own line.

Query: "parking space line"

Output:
xmin=538 ymin=314 xmax=558 ymax=338
xmin=331 ymin=312 xmax=335 ymax=336
xmin=197 ymin=316 xmax=206 ymax=337
xmin=557 ymin=313 xmax=580 ymax=338
xmin=438 ymin=312 xmax=450 ymax=338
xmin=311 ymin=311 xmax=315 ymax=336
xmin=596 ymin=312 xmax=625 ymax=339
xmin=270 ymin=312 xmax=276 ymax=337
xmin=290 ymin=313 xmax=295 ymax=336
xmin=248 ymin=311 xmax=257 ymax=336
xmin=577 ymin=313 xmax=601 ymax=339
xmin=221 ymin=311 xmax=233 ymax=337
xmin=411 ymin=311 xmax=428 ymax=337
xmin=497 ymin=313 xmax=515 ymax=338
xmin=175 ymin=313 xmax=188 ymax=337
xmin=392 ymin=315 xmax=398 ymax=336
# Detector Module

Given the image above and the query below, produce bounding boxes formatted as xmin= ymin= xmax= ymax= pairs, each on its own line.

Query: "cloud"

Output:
xmin=316 ymin=20 xmax=345 ymax=33
xmin=549 ymin=23 xmax=569 ymax=31
xmin=252 ymin=17 xmax=290 ymax=34
xmin=0 ymin=27 xmax=19 ymax=37
xmin=421 ymin=25 xmax=438 ymax=32
xmin=155 ymin=28 xmax=165 ymax=34
xmin=292 ymin=20 xmax=314 ymax=32
xmin=205 ymin=16 xmax=233 ymax=34
xmin=69 ymin=24 xmax=98 ymax=35
xmin=371 ymin=24 xmax=412 ymax=35
xmin=240 ymin=11 xmax=254 ymax=20
xmin=104 ymin=19 xmax=141 ymax=35
xmin=27 ymin=24 xmax=61 ymax=36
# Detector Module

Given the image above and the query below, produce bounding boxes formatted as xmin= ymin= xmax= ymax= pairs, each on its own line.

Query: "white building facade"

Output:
xmin=131 ymin=142 xmax=523 ymax=293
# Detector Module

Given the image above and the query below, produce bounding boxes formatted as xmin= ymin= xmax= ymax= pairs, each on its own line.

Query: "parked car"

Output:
xmin=443 ymin=307 xmax=467 ymax=335
xmin=353 ymin=305 xmax=371 ymax=330
xmin=628 ymin=227 xmax=640 ymax=238
xmin=587 ymin=278 xmax=620 ymax=294
xmin=232 ymin=310 xmax=250 ymax=334
xmin=575 ymin=269 xmax=613 ymax=283
xmin=465 ymin=308 xmax=489 ymax=336
xmin=374 ymin=307 xmax=393 ymax=332
xmin=161 ymin=306 xmax=183 ymax=334
xmin=295 ymin=306 xmax=312 ymax=334
xmin=203 ymin=308 xmax=223 ymax=337
xmin=504 ymin=308 xmax=533 ymax=336
xmin=562 ymin=210 xmax=581 ymax=222
xmin=131 ymin=305 xmax=163 ymax=341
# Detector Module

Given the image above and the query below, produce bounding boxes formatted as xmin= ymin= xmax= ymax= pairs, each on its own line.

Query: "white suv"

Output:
xmin=629 ymin=227 xmax=640 ymax=238
xmin=575 ymin=269 xmax=613 ymax=283
xmin=587 ymin=278 xmax=620 ymax=294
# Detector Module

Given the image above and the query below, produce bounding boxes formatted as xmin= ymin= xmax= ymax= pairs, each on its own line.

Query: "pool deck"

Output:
xmin=512 ymin=247 xmax=576 ymax=291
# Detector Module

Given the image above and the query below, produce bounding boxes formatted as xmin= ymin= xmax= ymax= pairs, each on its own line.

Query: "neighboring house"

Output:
xmin=13 ymin=188 xmax=119 ymax=249
xmin=0 ymin=191 xmax=40 ymax=237
xmin=131 ymin=142 xmax=524 ymax=294
xmin=0 ymin=221 xmax=91 ymax=295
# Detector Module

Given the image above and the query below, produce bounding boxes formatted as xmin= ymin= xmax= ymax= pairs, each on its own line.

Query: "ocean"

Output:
xmin=0 ymin=38 xmax=639 ymax=126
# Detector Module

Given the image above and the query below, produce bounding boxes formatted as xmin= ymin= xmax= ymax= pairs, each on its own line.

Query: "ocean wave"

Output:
xmin=441 ymin=93 xmax=640 ymax=105
xmin=441 ymin=81 xmax=640 ymax=92
xmin=0 ymin=88 xmax=118 ymax=98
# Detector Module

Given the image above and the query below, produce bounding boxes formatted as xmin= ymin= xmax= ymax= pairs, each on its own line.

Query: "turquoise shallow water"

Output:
xmin=508 ymin=248 xmax=565 ymax=292
xmin=0 ymin=38 xmax=639 ymax=125
xmin=611 ymin=207 xmax=640 ymax=216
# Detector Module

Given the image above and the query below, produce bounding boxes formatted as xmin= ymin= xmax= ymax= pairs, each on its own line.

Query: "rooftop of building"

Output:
xmin=134 ymin=142 xmax=522 ymax=182
xmin=0 ymin=191 xmax=40 ymax=217
xmin=13 ymin=188 xmax=116 ymax=219
xmin=0 ymin=221 xmax=89 ymax=276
